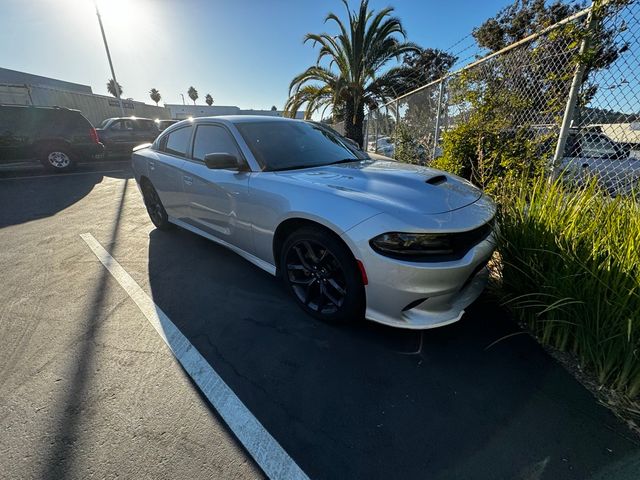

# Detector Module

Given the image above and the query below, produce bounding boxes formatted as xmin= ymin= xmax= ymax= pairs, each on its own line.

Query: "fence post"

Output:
xmin=363 ymin=112 xmax=370 ymax=152
xmin=373 ymin=109 xmax=379 ymax=153
xmin=551 ymin=6 xmax=597 ymax=172
xmin=432 ymin=79 xmax=445 ymax=160
xmin=394 ymin=99 xmax=400 ymax=159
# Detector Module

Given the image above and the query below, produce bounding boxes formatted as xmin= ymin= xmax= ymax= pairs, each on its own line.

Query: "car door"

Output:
xmin=0 ymin=106 xmax=28 ymax=164
xmin=150 ymin=125 xmax=193 ymax=220
xmin=107 ymin=119 xmax=136 ymax=153
xmin=180 ymin=123 xmax=253 ymax=253
xmin=134 ymin=120 xmax=159 ymax=145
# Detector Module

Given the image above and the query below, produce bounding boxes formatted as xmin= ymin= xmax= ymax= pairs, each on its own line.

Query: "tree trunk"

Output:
xmin=353 ymin=100 xmax=365 ymax=148
xmin=343 ymin=96 xmax=365 ymax=148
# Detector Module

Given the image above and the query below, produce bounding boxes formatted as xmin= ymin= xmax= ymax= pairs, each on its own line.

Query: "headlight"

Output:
xmin=369 ymin=232 xmax=454 ymax=259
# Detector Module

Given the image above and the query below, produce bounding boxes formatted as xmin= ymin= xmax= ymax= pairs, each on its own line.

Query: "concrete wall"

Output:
xmin=0 ymin=67 xmax=92 ymax=94
xmin=0 ymin=83 xmax=171 ymax=126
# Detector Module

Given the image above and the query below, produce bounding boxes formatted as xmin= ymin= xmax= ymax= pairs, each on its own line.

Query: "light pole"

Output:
xmin=180 ymin=94 xmax=185 ymax=105
xmin=94 ymin=1 xmax=125 ymax=116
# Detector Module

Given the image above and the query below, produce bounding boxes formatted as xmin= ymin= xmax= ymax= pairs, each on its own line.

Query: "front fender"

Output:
xmin=248 ymin=172 xmax=380 ymax=264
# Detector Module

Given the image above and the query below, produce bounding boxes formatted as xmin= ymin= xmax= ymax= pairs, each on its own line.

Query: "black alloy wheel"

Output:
xmin=281 ymin=227 xmax=364 ymax=323
xmin=142 ymin=181 xmax=171 ymax=230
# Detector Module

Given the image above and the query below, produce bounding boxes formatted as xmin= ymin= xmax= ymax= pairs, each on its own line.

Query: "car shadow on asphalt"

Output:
xmin=0 ymin=163 xmax=131 ymax=228
xmin=146 ymin=227 xmax=640 ymax=480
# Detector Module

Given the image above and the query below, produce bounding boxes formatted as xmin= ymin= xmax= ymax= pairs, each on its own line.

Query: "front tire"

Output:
xmin=280 ymin=226 xmax=365 ymax=324
xmin=141 ymin=180 xmax=172 ymax=230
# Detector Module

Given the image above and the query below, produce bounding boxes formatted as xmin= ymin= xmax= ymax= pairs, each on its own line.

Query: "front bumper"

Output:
xmin=343 ymin=201 xmax=496 ymax=329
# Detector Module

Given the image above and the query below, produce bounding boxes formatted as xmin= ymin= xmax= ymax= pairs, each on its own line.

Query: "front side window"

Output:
xmin=162 ymin=126 xmax=193 ymax=157
xmin=235 ymin=121 xmax=358 ymax=171
xmin=192 ymin=124 xmax=242 ymax=161
xmin=111 ymin=120 xmax=134 ymax=131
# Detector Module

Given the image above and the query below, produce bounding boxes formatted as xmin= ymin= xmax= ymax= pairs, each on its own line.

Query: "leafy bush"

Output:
xmin=393 ymin=123 xmax=425 ymax=165
xmin=497 ymin=178 xmax=640 ymax=398
xmin=430 ymin=110 xmax=553 ymax=194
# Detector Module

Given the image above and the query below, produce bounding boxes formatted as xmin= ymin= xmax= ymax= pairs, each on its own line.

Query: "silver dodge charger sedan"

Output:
xmin=132 ymin=116 xmax=496 ymax=329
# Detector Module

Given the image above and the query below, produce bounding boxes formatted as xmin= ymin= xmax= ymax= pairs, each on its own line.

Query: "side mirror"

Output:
xmin=204 ymin=152 xmax=239 ymax=170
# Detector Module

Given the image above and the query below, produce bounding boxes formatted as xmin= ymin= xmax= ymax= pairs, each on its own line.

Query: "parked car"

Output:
xmin=558 ymin=129 xmax=640 ymax=196
xmin=132 ymin=116 xmax=496 ymax=329
xmin=370 ymin=136 xmax=395 ymax=156
xmin=0 ymin=105 xmax=104 ymax=171
xmin=96 ymin=117 xmax=159 ymax=156
xmin=155 ymin=119 xmax=178 ymax=132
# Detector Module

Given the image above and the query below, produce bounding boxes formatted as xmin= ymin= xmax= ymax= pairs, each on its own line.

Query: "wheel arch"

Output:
xmin=33 ymin=138 xmax=73 ymax=154
xmin=272 ymin=217 xmax=358 ymax=277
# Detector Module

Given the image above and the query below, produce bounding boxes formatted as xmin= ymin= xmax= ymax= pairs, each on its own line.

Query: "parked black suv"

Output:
xmin=96 ymin=117 xmax=159 ymax=156
xmin=0 ymin=105 xmax=104 ymax=171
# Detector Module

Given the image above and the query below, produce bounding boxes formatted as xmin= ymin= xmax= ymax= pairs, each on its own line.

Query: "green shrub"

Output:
xmin=431 ymin=120 xmax=552 ymax=194
xmin=393 ymin=123 xmax=424 ymax=165
xmin=497 ymin=178 xmax=640 ymax=398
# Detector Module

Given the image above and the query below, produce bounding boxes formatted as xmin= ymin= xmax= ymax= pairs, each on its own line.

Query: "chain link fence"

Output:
xmin=366 ymin=0 xmax=640 ymax=196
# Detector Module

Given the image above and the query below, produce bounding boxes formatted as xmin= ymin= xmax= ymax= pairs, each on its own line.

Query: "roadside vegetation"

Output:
xmin=430 ymin=0 xmax=640 ymax=404
xmin=498 ymin=179 xmax=640 ymax=401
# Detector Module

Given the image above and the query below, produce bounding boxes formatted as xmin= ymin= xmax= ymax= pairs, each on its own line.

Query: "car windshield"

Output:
xmin=235 ymin=121 xmax=360 ymax=171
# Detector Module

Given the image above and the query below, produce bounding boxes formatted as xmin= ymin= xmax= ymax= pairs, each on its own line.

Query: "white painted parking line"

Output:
xmin=0 ymin=169 xmax=125 ymax=181
xmin=80 ymin=232 xmax=310 ymax=480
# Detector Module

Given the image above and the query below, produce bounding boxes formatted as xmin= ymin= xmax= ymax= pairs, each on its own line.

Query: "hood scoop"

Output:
xmin=425 ymin=175 xmax=447 ymax=186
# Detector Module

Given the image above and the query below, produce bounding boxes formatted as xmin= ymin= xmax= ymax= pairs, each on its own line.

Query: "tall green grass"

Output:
xmin=497 ymin=179 xmax=640 ymax=398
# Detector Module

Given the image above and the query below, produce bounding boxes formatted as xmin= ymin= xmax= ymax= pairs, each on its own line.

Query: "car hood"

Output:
xmin=274 ymin=159 xmax=484 ymax=215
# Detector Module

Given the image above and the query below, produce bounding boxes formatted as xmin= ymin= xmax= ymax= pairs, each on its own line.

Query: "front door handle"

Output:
xmin=183 ymin=175 xmax=193 ymax=185
xmin=148 ymin=160 xmax=155 ymax=170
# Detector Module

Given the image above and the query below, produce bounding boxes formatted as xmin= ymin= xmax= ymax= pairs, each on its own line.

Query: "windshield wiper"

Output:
xmin=269 ymin=158 xmax=360 ymax=172
xmin=326 ymin=158 xmax=359 ymax=166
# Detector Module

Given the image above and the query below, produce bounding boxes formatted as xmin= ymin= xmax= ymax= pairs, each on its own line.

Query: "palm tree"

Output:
xmin=107 ymin=78 xmax=123 ymax=98
xmin=149 ymin=88 xmax=161 ymax=106
xmin=205 ymin=94 xmax=213 ymax=106
xmin=187 ymin=86 xmax=199 ymax=105
xmin=284 ymin=0 xmax=418 ymax=146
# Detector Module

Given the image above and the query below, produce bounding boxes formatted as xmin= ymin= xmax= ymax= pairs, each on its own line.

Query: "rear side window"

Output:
xmin=192 ymin=124 xmax=242 ymax=161
xmin=136 ymin=120 xmax=157 ymax=131
xmin=66 ymin=112 xmax=92 ymax=131
xmin=161 ymin=126 xmax=193 ymax=157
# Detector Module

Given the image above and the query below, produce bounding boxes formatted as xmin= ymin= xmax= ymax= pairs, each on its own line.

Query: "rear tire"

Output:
xmin=41 ymin=147 xmax=74 ymax=172
xmin=280 ymin=226 xmax=365 ymax=324
xmin=141 ymin=180 xmax=172 ymax=230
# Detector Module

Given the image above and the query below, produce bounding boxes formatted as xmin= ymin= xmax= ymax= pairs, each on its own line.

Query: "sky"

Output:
xmin=0 ymin=0 xmax=517 ymax=110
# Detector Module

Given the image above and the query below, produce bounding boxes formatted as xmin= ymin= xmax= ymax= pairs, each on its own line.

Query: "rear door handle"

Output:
xmin=183 ymin=175 xmax=193 ymax=185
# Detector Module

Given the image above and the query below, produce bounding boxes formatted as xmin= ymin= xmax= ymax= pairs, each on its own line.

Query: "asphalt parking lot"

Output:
xmin=1 ymin=161 xmax=639 ymax=480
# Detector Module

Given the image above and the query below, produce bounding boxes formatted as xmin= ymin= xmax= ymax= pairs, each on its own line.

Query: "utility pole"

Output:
xmin=180 ymin=94 xmax=186 ymax=105
xmin=94 ymin=1 xmax=125 ymax=116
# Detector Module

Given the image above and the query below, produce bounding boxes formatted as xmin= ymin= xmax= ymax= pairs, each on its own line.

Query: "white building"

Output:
xmin=0 ymin=67 xmax=171 ymax=125
xmin=165 ymin=104 xmax=304 ymax=120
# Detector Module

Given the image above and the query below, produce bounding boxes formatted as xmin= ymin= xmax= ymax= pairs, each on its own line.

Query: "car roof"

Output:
xmin=106 ymin=117 xmax=154 ymax=122
xmin=0 ymin=104 xmax=82 ymax=114
xmin=193 ymin=115 xmax=301 ymax=125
